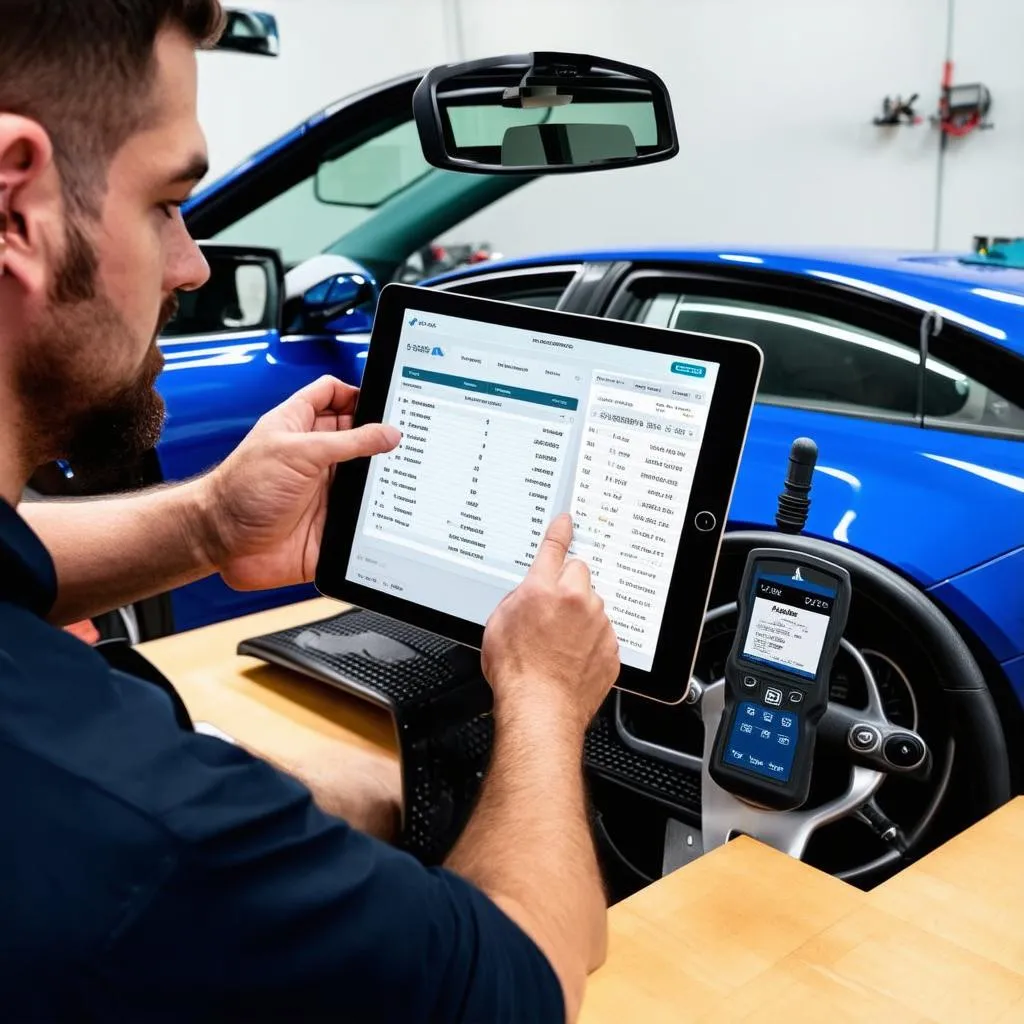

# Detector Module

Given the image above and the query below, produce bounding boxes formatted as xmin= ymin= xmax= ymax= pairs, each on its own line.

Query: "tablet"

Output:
xmin=316 ymin=284 xmax=762 ymax=704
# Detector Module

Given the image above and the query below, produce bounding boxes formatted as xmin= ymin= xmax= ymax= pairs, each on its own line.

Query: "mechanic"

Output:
xmin=0 ymin=3 xmax=620 ymax=1021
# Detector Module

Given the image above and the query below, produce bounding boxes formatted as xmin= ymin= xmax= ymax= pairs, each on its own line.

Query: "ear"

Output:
xmin=0 ymin=114 xmax=62 ymax=296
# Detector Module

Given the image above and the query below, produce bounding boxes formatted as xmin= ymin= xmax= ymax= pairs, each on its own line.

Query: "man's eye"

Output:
xmin=158 ymin=202 xmax=182 ymax=220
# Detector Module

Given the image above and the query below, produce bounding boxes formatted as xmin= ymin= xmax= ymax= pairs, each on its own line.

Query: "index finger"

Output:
xmin=527 ymin=513 xmax=573 ymax=580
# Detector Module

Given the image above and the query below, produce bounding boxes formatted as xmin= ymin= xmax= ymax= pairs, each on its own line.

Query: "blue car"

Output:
xmin=30 ymin=63 xmax=1019 ymax=876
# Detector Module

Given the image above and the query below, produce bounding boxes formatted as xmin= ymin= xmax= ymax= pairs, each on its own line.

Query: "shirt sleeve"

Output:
xmin=90 ymin=730 xmax=564 ymax=1024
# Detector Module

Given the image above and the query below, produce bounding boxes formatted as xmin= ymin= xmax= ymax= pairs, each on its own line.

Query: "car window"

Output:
xmin=438 ymin=269 xmax=579 ymax=309
xmin=212 ymin=120 xmax=430 ymax=267
xmin=638 ymin=291 xmax=1024 ymax=435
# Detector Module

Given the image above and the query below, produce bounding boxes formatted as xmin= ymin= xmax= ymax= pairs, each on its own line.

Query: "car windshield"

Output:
xmin=207 ymin=99 xmax=656 ymax=271
xmin=212 ymin=118 xmax=434 ymax=267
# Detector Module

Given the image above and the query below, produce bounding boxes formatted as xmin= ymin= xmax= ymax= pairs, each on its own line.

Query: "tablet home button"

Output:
xmin=694 ymin=511 xmax=717 ymax=532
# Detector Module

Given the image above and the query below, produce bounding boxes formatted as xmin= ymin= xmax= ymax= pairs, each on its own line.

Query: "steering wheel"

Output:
xmin=603 ymin=531 xmax=1012 ymax=886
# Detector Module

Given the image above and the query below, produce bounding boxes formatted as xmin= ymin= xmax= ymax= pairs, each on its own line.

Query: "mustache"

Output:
xmin=156 ymin=292 xmax=180 ymax=337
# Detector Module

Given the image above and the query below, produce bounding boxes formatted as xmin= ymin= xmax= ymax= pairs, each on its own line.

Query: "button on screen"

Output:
xmin=724 ymin=701 xmax=799 ymax=783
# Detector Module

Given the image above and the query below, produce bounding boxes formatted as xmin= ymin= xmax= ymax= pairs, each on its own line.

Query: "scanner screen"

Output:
xmin=740 ymin=563 xmax=838 ymax=680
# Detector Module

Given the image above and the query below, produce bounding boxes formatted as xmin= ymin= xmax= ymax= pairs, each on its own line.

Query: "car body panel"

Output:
xmin=726 ymin=402 xmax=1024 ymax=589
xmin=156 ymin=330 xmax=369 ymax=630
xmin=928 ymin=547 xmax=1024 ymax=666
xmin=430 ymin=247 xmax=1024 ymax=351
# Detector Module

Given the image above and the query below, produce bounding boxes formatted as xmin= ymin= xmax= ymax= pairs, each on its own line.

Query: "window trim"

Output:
xmin=602 ymin=267 xmax=1024 ymax=440
xmin=430 ymin=263 xmax=585 ymax=310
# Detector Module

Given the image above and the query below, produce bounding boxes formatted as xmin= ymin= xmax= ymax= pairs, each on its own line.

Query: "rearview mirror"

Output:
xmin=215 ymin=8 xmax=280 ymax=57
xmin=412 ymin=52 xmax=678 ymax=174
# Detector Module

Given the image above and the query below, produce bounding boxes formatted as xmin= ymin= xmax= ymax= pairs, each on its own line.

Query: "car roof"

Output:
xmin=436 ymin=246 xmax=1024 ymax=355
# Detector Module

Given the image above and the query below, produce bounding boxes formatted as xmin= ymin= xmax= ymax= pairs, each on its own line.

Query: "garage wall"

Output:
xmin=445 ymin=0 xmax=949 ymax=255
xmin=938 ymin=0 xmax=1024 ymax=249
xmin=197 ymin=0 xmax=1019 ymax=257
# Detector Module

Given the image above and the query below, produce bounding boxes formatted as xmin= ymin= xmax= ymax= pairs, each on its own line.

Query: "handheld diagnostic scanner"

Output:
xmin=710 ymin=548 xmax=852 ymax=811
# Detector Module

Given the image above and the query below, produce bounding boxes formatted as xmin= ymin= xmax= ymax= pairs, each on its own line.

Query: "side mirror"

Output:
xmin=283 ymin=256 xmax=379 ymax=335
xmin=215 ymin=8 xmax=280 ymax=57
xmin=412 ymin=51 xmax=678 ymax=175
xmin=161 ymin=245 xmax=282 ymax=338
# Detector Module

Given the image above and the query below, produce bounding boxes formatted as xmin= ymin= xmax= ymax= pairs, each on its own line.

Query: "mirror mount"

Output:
xmin=413 ymin=52 xmax=678 ymax=175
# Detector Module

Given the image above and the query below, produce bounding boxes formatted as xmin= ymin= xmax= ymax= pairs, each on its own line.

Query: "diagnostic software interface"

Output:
xmin=740 ymin=565 xmax=838 ymax=680
xmin=347 ymin=309 xmax=720 ymax=672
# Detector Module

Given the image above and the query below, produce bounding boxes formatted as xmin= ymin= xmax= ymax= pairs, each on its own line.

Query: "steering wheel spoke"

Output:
xmin=820 ymin=702 xmax=932 ymax=781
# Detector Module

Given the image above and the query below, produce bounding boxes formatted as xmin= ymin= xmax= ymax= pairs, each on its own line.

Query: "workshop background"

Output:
xmin=197 ymin=0 xmax=1019 ymax=257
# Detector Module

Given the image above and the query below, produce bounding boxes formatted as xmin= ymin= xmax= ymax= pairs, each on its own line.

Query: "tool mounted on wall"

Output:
xmin=873 ymin=94 xmax=922 ymax=126
xmin=932 ymin=62 xmax=992 ymax=137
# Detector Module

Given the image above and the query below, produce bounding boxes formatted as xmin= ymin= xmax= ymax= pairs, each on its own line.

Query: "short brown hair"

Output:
xmin=0 ymin=1 xmax=224 ymax=216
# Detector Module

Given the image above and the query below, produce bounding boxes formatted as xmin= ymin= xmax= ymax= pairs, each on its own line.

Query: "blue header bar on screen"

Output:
xmin=402 ymin=366 xmax=579 ymax=410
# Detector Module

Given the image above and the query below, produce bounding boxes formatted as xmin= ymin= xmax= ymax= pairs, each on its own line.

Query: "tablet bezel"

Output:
xmin=316 ymin=283 xmax=762 ymax=704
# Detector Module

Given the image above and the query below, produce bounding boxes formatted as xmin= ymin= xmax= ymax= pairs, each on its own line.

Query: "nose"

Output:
xmin=168 ymin=223 xmax=211 ymax=293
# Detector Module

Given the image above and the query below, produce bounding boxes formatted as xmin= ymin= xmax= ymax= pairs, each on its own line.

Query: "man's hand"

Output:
xmin=481 ymin=514 xmax=620 ymax=733
xmin=448 ymin=515 xmax=619 ymax=1021
xmin=198 ymin=376 xmax=400 ymax=591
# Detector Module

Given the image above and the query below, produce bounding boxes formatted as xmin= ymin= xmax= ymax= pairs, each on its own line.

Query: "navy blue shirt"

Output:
xmin=0 ymin=500 xmax=562 ymax=1022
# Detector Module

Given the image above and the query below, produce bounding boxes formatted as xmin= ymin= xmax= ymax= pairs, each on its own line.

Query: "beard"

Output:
xmin=18 ymin=217 xmax=177 ymax=488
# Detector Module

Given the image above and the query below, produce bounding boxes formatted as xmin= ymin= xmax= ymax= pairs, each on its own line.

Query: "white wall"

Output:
xmin=197 ymin=0 xmax=1020 ymax=257
xmin=938 ymin=0 xmax=1024 ymax=248
xmin=449 ymin=0 xmax=947 ymax=255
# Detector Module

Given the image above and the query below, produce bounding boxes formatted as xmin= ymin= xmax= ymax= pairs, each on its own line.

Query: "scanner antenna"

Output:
xmin=775 ymin=437 xmax=817 ymax=534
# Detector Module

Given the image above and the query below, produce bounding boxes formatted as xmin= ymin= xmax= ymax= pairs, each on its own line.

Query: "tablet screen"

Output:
xmin=346 ymin=305 xmax=720 ymax=673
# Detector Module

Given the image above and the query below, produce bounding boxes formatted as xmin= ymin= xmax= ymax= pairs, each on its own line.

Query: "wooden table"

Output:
xmin=143 ymin=597 xmax=397 ymax=768
xmin=141 ymin=600 xmax=1024 ymax=1023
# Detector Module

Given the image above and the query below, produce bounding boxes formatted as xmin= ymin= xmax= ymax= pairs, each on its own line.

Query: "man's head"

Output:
xmin=0 ymin=1 xmax=222 ymax=486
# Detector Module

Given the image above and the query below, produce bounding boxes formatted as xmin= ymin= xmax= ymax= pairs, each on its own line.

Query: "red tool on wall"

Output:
xmin=933 ymin=61 xmax=992 ymax=137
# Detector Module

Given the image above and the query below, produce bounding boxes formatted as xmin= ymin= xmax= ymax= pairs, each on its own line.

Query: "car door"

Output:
xmin=600 ymin=265 xmax=1024 ymax=587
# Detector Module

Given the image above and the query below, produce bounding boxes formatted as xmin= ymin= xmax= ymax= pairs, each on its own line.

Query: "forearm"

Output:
xmin=20 ymin=481 xmax=215 ymax=625
xmin=445 ymin=699 xmax=607 ymax=1022
xmin=265 ymin=744 xmax=402 ymax=843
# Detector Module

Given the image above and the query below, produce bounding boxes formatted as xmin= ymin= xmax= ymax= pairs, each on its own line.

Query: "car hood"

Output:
xmin=727 ymin=404 xmax=1024 ymax=587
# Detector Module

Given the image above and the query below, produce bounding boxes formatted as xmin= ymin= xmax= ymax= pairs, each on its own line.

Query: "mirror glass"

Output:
xmin=446 ymin=98 xmax=659 ymax=167
xmin=287 ymin=272 xmax=377 ymax=334
xmin=303 ymin=273 xmax=369 ymax=311
xmin=215 ymin=8 xmax=280 ymax=57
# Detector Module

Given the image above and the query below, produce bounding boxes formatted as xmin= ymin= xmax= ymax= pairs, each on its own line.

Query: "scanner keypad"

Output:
xmin=724 ymin=701 xmax=800 ymax=783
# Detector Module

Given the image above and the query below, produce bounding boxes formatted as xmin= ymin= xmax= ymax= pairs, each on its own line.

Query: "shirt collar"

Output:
xmin=0 ymin=499 xmax=58 ymax=617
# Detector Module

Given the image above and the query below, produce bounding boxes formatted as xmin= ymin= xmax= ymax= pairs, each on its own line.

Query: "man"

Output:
xmin=0 ymin=2 xmax=621 ymax=1021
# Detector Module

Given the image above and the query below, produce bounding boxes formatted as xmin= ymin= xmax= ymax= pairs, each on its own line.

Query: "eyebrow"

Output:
xmin=169 ymin=154 xmax=210 ymax=186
